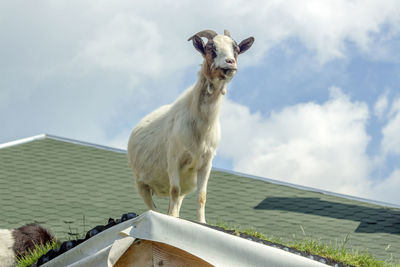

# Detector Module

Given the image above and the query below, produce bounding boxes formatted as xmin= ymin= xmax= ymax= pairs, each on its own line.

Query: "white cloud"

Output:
xmin=381 ymin=98 xmax=400 ymax=156
xmin=78 ymin=14 xmax=163 ymax=74
xmin=389 ymin=97 xmax=400 ymax=117
xmin=223 ymin=0 xmax=400 ymax=63
xmin=219 ymin=87 xmax=372 ymax=196
xmin=371 ymin=169 xmax=400 ymax=204
xmin=374 ymin=92 xmax=389 ymax=119
xmin=2 ymin=0 xmax=399 ymax=76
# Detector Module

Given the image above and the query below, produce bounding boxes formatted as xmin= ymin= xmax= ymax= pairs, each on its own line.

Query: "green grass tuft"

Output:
xmin=291 ymin=237 xmax=386 ymax=267
xmin=17 ymin=216 xmax=87 ymax=266
xmin=16 ymin=241 xmax=60 ymax=267
xmin=211 ymin=222 xmax=397 ymax=267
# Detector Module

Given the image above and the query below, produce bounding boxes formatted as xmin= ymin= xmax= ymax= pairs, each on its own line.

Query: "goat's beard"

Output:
xmin=207 ymin=83 xmax=227 ymax=95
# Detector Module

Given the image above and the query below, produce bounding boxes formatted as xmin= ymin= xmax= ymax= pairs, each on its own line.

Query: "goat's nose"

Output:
xmin=225 ymin=58 xmax=236 ymax=64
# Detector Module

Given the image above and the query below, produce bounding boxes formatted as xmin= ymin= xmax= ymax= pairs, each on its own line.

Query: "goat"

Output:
xmin=127 ymin=29 xmax=254 ymax=223
xmin=0 ymin=224 xmax=56 ymax=266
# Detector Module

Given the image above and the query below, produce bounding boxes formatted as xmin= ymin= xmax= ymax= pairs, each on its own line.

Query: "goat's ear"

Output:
xmin=189 ymin=35 xmax=205 ymax=56
xmin=238 ymin=37 xmax=254 ymax=54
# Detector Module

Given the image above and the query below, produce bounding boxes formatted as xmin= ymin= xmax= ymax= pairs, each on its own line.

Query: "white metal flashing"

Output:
xmin=0 ymin=133 xmax=126 ymax=154
xmin=0 ymin=134 xmax=47 ymax=149
xmin=1 ymin=134 xmax=399 ymax=209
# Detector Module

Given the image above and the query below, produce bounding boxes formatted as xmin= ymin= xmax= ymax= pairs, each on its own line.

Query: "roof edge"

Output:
xmin=0 ymin=134 xmax=47 ymax=149
xmin=0 ymin=133 xmax=127 ymax=154
xmin=45 ymin=134 xmax=127 ymax=154
xmin=212 ymin=167 xmax=400 ymax=209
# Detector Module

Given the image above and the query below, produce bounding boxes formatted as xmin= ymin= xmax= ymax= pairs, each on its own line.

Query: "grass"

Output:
xmin=291 ymin=236 xmax=383 ymax=267
xmin=213 ymin=221 xmax=398 ymax=267
xmin=16 ymin=241 xmax=60 ymax=267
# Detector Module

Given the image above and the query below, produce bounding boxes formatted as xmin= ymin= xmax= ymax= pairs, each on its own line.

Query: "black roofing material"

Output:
xmin=35 ymin=212 xmax=137 ymax=266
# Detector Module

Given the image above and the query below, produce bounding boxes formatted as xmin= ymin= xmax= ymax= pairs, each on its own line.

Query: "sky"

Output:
xmin=1 ymin=0 xmax=400 ymax=205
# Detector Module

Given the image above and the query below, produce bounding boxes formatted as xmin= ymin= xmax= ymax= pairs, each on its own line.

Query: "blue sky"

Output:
xmin=1 ymin=0 xmax=400 ymax=204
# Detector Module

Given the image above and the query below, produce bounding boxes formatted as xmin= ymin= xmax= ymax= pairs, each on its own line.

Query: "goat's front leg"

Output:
xmin=167 ymin=167 xmax=181 ymax=218
xmin=197 ymin=161 xmax=212 ymax=223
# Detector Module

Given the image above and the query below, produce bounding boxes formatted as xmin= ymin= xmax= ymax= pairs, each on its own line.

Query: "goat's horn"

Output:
xmin=224 ymin=29 xmax=231 ymax=37
xmin=188 ymin=30 xmax=217 ymax=41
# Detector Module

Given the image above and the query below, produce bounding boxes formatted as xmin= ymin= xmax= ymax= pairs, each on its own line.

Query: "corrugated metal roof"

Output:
xmin=0 ymin=135 xmax=399 ymax=262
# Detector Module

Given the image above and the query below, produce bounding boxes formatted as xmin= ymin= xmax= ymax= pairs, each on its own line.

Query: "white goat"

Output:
xmin=127 ymin=29 xmax=254 ymax=223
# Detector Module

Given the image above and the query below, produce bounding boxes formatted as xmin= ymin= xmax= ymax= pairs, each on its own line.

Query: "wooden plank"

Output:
xmin=115 ymin=240 xmax=213 ymax=267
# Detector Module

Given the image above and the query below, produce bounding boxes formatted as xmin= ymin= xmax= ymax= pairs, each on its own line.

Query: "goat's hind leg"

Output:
xmin=136 ymin=180 xmax=157 ymax=211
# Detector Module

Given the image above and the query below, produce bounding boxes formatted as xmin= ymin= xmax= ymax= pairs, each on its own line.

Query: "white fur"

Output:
xmin=212 ymin=35 xmax=236 ymax=69
xmin=0 ymin=229 xmax=15 ymax=267
xmin=128 ymin=73 xmax=227 ymax=223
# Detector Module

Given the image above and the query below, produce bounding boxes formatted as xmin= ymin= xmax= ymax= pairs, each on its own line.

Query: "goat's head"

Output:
xmin=188 ymin=29 xmax=254 ymax=82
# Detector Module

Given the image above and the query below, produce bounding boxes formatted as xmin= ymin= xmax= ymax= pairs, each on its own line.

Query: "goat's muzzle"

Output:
xmin=221 ymin=67 xmax=237 ymax=78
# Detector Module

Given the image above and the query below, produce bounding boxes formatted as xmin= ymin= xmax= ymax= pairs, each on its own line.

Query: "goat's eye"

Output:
xmin=211 ymin=47 xmax=217 ymax=58
xmin=205 ymin=42 xmax=217 ymax=58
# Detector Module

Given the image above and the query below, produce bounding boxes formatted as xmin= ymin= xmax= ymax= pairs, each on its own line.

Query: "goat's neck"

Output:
xmin=191 ymin=71 xmax=227 ymax=124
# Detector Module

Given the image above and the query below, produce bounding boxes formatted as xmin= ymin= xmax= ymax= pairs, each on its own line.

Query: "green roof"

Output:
xmin=0 ymin=135 xmax=399 ymax=263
